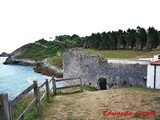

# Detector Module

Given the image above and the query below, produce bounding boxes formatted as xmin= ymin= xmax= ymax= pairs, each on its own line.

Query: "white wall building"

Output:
xmin=147 ymin=54 xmax=160 ymax=89
xmin=153 ymin=54 xmax=160 ymax=61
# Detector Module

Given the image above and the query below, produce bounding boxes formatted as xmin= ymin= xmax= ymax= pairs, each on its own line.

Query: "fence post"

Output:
xmin=0 ymin=94 xmax=13 ymax=120
xmin=45 ymin=79 xmax=50 ymax=100
xmin=52 ymin=76 xmax=56 ymax=96
xmin=80 ymin=77 xmax=83 ymax=92
xmin=33 ymin=81 xmax=42 ymax=117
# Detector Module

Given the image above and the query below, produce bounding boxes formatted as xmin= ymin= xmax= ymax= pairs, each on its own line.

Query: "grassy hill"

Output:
xmin=10 ymin=39 xmax=159 ymax=69
xmin=16 ymin=39 xmax=66 ymax=61
xmin=16 ymin=39 xmax=160 ymax=61
xmin=84 ymin=49 xmax=160 ymax=59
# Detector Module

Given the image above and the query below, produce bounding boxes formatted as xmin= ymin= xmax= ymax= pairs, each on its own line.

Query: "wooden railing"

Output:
xmin=0 ymin=76 xmax=83 ymax=120
xmin=52 ymin=76 xmax=83 ymax=95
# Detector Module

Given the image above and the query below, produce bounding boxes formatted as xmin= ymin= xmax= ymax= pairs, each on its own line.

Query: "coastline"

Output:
xmin=4 ymin=57 xmax=37 ymax=66
xmin=33 ymin=59 xmax=63 ymax=78
xmin=3 ymin=57 xmax=63 ymax=78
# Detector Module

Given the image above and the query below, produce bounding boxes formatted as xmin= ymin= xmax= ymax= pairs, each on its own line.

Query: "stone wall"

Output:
xmin=63 ymin=49 xmax=148 ymax=89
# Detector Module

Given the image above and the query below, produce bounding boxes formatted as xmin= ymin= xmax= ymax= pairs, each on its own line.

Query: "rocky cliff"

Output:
xmin=0 ymin=52 xmax=10 ymax=57
xmin=3 ymin=39 xmax=64 ymax=77
xmin=4 ymin=57 xmax=37 ymax=66
xmin=33 ymin=59 xmax=63 ymax=78
xmin=3 ymin=45 xmax=37 ymax=66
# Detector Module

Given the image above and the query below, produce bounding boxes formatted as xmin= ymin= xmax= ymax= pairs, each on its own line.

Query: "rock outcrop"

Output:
xmin=4 ymin=57 xmax=37 ymax=66
xmin=0 ymin=52 xmax=10 ymax=57
xmin=3 ymin=45 xmax=63 ymax=77
xmin=33 ymin=59 xmax=63 ymax=78
xmin=3 ymin=47 xmax=37 ymax=66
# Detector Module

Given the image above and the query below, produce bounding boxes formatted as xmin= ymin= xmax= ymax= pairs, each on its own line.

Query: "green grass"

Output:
xmin=125 ymin=87 xmax=160 ymax=93
xmin=12 ymin=85 xmax=97 ymax=119
xmin=83 ymin=85 xmax=98 ymax=91
xmin=13 ymin=94 xmax=35 ymax=119
xmin=56 ymin=85 xmax=97 ymax=94
xmin=84 ymin=49 xmax=160 ymax=59
xmin=15 ymin=39 xmax=159 ymax=67
xmin=13 ymin=93 xmax=53 ymax=120
xmin=17 ymin=39 xmax=66 ymax=61
xmin=47 ymin=56 xmax=63 ymax=69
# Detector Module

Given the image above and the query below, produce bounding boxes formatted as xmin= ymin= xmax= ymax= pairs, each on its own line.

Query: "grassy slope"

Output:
xmin=84 ymin=49 xmax=160 ymax=59
xmin=15 ymin=39 xmax=159 ymax=68
xmin=46 ymin=49 xmax=160 ymax=69
xmin=47 ymin=56 xmax=63 ymax=69
xmin=42 ymin=88 xmax=160 ymax=120
xmin=13 ymin=87 xmax=160 ymax=120
xmin=17 ymin=39 xmax=66 ymax=61
xmin=12 ymin=85 xmax=96 ymax=120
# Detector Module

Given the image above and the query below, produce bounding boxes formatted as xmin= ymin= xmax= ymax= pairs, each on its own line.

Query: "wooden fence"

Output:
xmin=0 ymin=76 xmax=83 ymax=120
xmin=52 ymin=76 xmax=83 ymax=95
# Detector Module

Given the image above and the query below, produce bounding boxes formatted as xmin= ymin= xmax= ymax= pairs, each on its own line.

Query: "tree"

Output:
xmin=55 ymin=26 xmax=160 ymax=51
xmin=146 ymin=27 xmax=159 ymax=51
xmin=117 ymin=29 xmax=123 ymax=50
xmin=135 ymin=26 xmax=141 ymax=50
xmin=136 ymin=26 xmax=147 ymax=50
xmin=100 ymin=32 xmax=109 ymax=49
xmin=90 ymin=33 xmax=102 ymax=49
xmin=108 ymin=31 xmax=118 ymax=50
xmin=126 ymin=29 xmax=136 ymax=50
xmin=158 ymin=31 xmax=160 ymax=45
xmin=71 ymin=34 xmax=83 ymax=47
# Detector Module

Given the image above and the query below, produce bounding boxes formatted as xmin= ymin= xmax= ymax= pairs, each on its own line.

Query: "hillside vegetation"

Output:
xmin=13 ymin=41 xmax=160 ymax=69
xmin=56 ymin=26 xmax=160 ymax=51
xmin=8 ymin=26 xmax=160 ymax=68
xmin=16 ymin=39 xmax=66 ymax=61
xmin=5 ymin=25 xmax=160 ymax=64
xmin=9 ymin=38 xmax=159 ymax=69
xmin=84 ymin=49 xmax=160 ymax=59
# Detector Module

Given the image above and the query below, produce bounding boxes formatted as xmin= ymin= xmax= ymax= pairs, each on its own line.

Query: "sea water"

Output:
xmin=0 ymin=57 xmax=63 ymax=100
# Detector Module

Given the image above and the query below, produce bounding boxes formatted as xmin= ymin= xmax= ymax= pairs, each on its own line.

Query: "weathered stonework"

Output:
xmin=63 ymin=49 xmax=148 ymax=89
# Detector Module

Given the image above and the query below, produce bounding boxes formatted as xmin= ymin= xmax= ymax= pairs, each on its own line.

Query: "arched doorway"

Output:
xmin=98 ymin=77 xmax=107 ymax=90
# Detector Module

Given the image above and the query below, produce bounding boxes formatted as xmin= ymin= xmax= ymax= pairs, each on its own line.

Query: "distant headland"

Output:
xmin=0 ymin=52 xmax=10 ymax=57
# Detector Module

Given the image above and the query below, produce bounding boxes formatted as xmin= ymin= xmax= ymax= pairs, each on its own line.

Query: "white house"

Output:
xmin=147 ymin=54 xmax=160 ymax=89
xmin=153 ymin=54 xmax=160 ymax=61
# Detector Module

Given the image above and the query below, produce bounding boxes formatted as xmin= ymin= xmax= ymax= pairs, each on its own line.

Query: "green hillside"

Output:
xmin=17 ymin=39 xmax=66 ymax=61
xmin=12 ymin=39 xmax=159 ymax=69
xmin=84 ymin=49 xmax=160 ymax=59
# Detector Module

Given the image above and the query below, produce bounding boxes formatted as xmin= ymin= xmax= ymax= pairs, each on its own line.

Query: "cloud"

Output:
xmin=0 ymin=0 xmax=160 ymax=53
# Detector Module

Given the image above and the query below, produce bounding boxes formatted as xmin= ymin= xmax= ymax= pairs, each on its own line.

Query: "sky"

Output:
xmin=0 ymin=0 xmax=160 ymax=53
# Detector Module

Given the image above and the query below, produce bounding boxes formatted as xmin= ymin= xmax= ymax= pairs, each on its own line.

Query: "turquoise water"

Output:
xmin=0 ymin=57 xmax=62 ymax=100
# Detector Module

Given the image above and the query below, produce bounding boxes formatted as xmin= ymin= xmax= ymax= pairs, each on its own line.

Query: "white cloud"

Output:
xmin=0 ymin=0 xmax=160 ymax=53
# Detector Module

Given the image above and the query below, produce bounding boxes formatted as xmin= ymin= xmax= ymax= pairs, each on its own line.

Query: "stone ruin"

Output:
xmin=63 ymin=49 xmax=147 ymax=90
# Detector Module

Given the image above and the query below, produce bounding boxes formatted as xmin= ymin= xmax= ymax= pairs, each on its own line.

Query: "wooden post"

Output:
xmin=106 ymin=79 xmax=108 ymax=90
xmin=80 ymin=77 xmax=83 ymax=92
xmin=52 ymin=76 xmax=56 ymax=96
xmin=0 ymin=94 xmax=13 ymax=120
xmin=33 ymin=81 xmax=42 ymax=117
xmin=45 ymin=79 xmax=50 ymax=100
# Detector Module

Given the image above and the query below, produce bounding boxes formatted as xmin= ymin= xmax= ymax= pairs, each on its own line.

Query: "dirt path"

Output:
xmin=42 ymin=88 xmax=160 ymax=120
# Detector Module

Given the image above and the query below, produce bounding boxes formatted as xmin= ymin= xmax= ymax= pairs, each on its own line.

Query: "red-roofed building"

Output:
xmin=153 ymin=54 xmax=160 ymax=61
xmin=151 ymin=60 xmax=160 ymax=65
xmin=147 ymin=54 xmax=160 ymax=89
